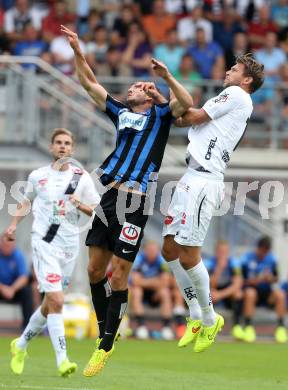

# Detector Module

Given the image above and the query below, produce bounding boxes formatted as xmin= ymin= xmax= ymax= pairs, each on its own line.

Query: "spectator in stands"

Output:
xmin=142 ymin=0 xmax=176 ymax=45
xmin=78 ymin=8 xmax=103 ymax=42
xmin=0 ymin=7 xmax=10 ymax=53
xmin=247 ymin=4 xmax=278 ymax=50
xmin=13 ymin=23 xmax=48 ymax=69
xmin=122 ymin=22 xmax=152 ymax=78
xmin=173 ymin=54 xmax=202 ymax=105
xmin=130 ymin=240 xmax=174 ymax=340
xmin=50 ymin=22 xmax=86 ymax=75
xmin=186 ymin=27 xmax=224 ymax=79
xmin=4 ymin=0 xmax=43 ymax=42
xmin=42 ymin=0 xmax=75 ymax=43
xmin=204 ymin=240 xmax=244 ymax=340
xmin=165 ymin=0 xmax=200 ymax=16
xmin=213 ymin=8 xmax=244 ymax=52
xmin=254 ymin=32 xmax=286 ymax=82
xmin=153 ymin=28 xmax=185 ymax=75
xmin=271 ymin=0 xmax=288 ymax=32
xmin=0 ymin=234 xmax=33 ymax=330
xmin=113 ymin=5 xmax=138 ymax=43
xmin=225 ymin=32 xmax=250 ymax=71
xmin=241 ymin=236 xmax=287 ymax=343
xmin=278 ymin=63 xmax=288 ymax=135
xmin=86 ymin=25 xmax=109 ymax=70
xmin=177 ymin=5 xmax=213 ymax=45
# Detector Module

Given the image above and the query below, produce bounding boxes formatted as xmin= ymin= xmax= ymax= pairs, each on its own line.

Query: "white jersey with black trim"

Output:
xmin=187 ymin=86 xmax=253 ymax=178
xmin=24 ymin=164 xmax=100 ymax=248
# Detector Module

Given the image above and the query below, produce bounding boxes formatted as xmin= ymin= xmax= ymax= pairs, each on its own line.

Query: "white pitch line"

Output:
xmin=0 ymin=384 xmax=92 ymax=390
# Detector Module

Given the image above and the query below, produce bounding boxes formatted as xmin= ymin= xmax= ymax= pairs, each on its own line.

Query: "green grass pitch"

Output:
xmin=0 ymin=337 xmax=287 ymax=390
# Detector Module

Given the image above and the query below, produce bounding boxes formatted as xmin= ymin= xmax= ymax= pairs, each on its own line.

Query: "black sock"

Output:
xmin=135 ymin=315 xmax=145 ymax=326
xmin=162 ymin=318 xmax=171 ymax=327
xmin=232 ymin=299 xmax=243 ymax=325
xmin=278 ymin=318 xmax=284 ymax=327
xmin=90 ymin=277 xmax=112 ymax=339
xmin=245 ymin=317 xmax=252 ymax=326
xmin=174 ymin=315 xmax=185 ymax=326
xmin=99 ymin=289 xmax=128 ymax=352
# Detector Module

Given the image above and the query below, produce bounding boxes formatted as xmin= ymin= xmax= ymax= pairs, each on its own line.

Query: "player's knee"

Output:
xmin=274 ymin=289 xmax=285 ymax=302
xmin=87 ymin=263 xmax=106 ymax=282
xmin=161 ymin=245 xmax=176 ymax=262
xmin=110 ymin=271 xmax=128 ymax=290
xmin=46 ymin=293 xmax=64 ymax=313
xmin=244 ymin=288 xmax=257 ymax=301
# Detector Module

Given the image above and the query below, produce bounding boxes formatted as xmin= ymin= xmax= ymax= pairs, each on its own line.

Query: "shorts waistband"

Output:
xmin=187 ymin=166 xmax=223 ymax=181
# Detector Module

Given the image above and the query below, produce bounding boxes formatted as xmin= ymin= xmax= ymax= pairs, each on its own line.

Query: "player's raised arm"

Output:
xmin=61 ymin=25 xmax=107 ymax=111
xmin=151 ymin=58 xmax=193 ymax=117
xmin=174 ymin=107 xmax=211 ymax=127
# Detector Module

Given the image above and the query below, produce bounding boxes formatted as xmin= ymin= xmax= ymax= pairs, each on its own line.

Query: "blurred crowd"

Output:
xmin=0 ymin=0 xmax=288 ymax=126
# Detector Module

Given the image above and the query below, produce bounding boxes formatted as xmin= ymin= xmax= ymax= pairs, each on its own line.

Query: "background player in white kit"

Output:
xmin=5 ymin=128 xmax=100 ymax=377
xmin=161 ymin=54 xmax=265 ymax=352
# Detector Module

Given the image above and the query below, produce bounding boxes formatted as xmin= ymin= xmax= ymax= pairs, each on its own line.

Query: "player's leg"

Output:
xmin=243 ymin=287 xmax=258 ymax=342
xmin=130 ymin=283 xmax=148 ymax=339
xmin=87 ymin=245 xmax=113 ymax=339
xmin=156 ymin=273 xmax=174 ymax=339
xmin=230 ymin=290 xmax=245 ymax=340
xmin=271 ymin=289 xmax=287 ymax=343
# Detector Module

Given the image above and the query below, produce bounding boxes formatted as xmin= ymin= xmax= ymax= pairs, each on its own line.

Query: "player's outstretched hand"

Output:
xmin=4 ymin=224 xmax=16 ymax=241
xmin=60 ymin=25 xmax=80 ymax=51
xmin=151 ymin=58 xmax=170 ymax=79
xmin=143 ymin=82 xmax=166 ymax=104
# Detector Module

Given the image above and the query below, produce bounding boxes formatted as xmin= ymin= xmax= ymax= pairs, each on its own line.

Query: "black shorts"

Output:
xmin=86 ymin=187 xmax=149 ymax=262
xmin=245 ymin=286 xmax=272 ymax=306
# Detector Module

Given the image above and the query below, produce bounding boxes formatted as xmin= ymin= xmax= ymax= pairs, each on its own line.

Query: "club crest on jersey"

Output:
xmin=119 ymin=222 xmax=141 ymax=246
xmin=118 ymin=111 xmax=147 ymax=131
xmin=213 ymin=92 xmax=229 ymax=103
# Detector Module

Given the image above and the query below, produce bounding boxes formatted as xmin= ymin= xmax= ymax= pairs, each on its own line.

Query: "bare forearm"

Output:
xmin=74 ymin=49 xmax=98 ymax=90
xmin=164 ymin=72 xmax=193 ymax=110
xmin=77 ymin=202 xmax=95 ymax=217
xmin=11 ymin=276 xmax=28 ymax=293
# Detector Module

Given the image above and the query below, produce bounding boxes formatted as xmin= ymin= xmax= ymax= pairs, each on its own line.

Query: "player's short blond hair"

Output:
xmin=50 ymin=128 xmax=75 ymax=144
xmin=236 ymin=53 xmax=264 ymax=93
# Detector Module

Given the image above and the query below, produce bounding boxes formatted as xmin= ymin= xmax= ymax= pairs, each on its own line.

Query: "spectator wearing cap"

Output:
xmin=0 ymin=234 xmax=33 ymax=330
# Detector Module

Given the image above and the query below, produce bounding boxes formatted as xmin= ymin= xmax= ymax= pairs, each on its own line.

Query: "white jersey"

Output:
xmin=24 ymin=164 xmax=100 ymax=249
xmin=187 ymin=86 xmax=253 ymax=178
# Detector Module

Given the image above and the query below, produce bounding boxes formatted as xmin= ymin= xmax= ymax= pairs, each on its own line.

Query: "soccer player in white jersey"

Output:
xmin=161 ymin=54 xmax=265 ymax=352
xmin=5 ymin=128 xmax=100 ymax=377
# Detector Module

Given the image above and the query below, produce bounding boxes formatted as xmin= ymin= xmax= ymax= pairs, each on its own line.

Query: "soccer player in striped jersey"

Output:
xmin=61 ymin=25 xmax=193 ymax=376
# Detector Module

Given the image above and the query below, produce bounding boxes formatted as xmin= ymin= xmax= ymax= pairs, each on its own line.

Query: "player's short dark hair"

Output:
xmin=257 ymin=236 xmax=272 ymax=251
xmin=51 ymin=128 xmax=75 ymax=144
xmin=236 ymin=53 xmax=264 ymax=93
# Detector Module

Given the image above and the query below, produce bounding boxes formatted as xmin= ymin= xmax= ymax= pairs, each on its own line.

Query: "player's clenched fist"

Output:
xmin=4 ymin=224 xmax=16 ymax=241
xmin=61 ymin=25 xmax=80 ymax=51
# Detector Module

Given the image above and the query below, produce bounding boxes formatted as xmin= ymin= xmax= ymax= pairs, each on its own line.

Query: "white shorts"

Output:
xmin=32 ymin=239 xmax=78 ymax=293
xmin=162 ymin=169 xmax=225 ymax=246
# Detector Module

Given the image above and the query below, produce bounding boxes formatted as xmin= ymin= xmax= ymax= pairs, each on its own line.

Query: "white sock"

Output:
xmin=47 ymin=313 xmax=67 ymax=367
xmin=168 ymin=259 xmax=202 ymax=320
xmin=17 ymin=307 xmax=47 ymax=350
xmin=186 ymin=260 xmax=216 ymax=326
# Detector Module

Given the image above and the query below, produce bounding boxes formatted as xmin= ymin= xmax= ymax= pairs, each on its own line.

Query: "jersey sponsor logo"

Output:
xmin=205 ymin=137 xmax=217 ymax=160
xmin=164 ymin=216 xmax=174 ymax=225
xmin=46 ymin=273 xmax=61 ymax=283
xmin=119 ymin=222 xmax=142 ymax=246
xmin=213 ymin=92 xmax=229 ymax=103
xmin=118 ymin=111 xmax=147 ymax=131
xmin=221 ymin=150 xmax=230 ymax=163
xmin=53 ymin=200 xmax=66 ymax=216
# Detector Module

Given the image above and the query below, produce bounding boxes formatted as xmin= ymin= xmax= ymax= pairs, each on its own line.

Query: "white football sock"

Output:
xmin=167 ymin=259 xmax=202 ymax=320
xmin=186 ymin=260 xmax=216 ymax=326
xmin=17 ymin=307 xmax=47 ymax=350
xmin=47 ymin=313 xmax=67 ymax=367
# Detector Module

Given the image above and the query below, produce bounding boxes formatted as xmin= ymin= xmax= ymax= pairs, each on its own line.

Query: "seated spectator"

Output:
xmin=255 ymin=32 xmax=286 ymax=81
xmin=78 ymin=8 xmax=103 ymax=42
xmin=173 ymin=54 xmax=202 ymax=105
xmin=225 ymin=32 xmax=250 ymax=71
xmin=50 ymin=22 xmax=86 ymax=75
xmin=0 ymin=7 xmax=10 ymax=53
xmin=42 ymin=0 xmax=76 ymax=43
xmin=278 ymin=63 xmax=288 ymax=136
xmin=241 ymin=236 xmax=287 ymax=343
xmin=4 ymin=0 xmax=43 ymax=42
xmin=165 ymin=0 xmax=200 ymax=16
xmin=130 ymin=240 xmax=174 ymax=340
xmin=213 ymin=8 xmax=244 ymax=52
xmin=113 ymin=5 xmax=138 ymax=43
xmin=86 ymin=25 xmax=109 ymax=70
xmin=251 ymin=78 xmax=274 ymax=124
xmin=122 ymin=22 xmax=152 ymax=78
xmin=154 ymin=29 xmax=185 ymax=75
xmin=271 ymin=0 xmax=288 ymax=32
xmin=177 ymin=5 xmax=213 ymax=45
xmin=0 ymin=234 xmax=33 ymax=330
xmin=205 ymin=240 xmax=244 ymax=340
xmin=247 ymin=4 xmax=278 ymax=50
xmin=186 ymin=27 xmax=224 ymax=79
xmin=142 ymin=0 xmax=176 ymax=45
xmin=13 ymin=23 xmax=48 ymax=69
